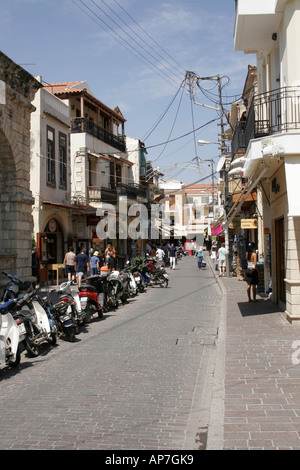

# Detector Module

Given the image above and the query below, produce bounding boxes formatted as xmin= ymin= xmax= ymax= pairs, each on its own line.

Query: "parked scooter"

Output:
xmin=78 ymin=276 xmax=105 ymax=322
xmin=149 ymin=267 xmax=169 ymax=288
xmin=87 ymin=274 xmax=118 ymax=312
xmin=106 ymin=267 xmax=130 ymax=304
xmin=126 ymin=259 xmax=146 ymax=293
xmin=123 ymin=261 xmax=138 ymax=296
xmin=16 ymin=291 xmax=57 ymax=355
xmin=55 ymin=281 xmax=85 ymax=328
xmin=45 ymin=297 xmax=76 ymax=342
xmin=1 ymin=271 xmax=33 ymax=301
xmin=0 ymin=299 xmax=22 ymax=368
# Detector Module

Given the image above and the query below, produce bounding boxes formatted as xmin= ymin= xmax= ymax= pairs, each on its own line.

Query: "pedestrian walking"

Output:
xmin=90 ymin=251 xmax=100 ymax=275
xmin=104 ymin=244 xmax=112 ymax=266
xmin=156 ymin=245 xmax=165 ymax=262
xmin=63 ymin=247 xmax=76 ymax=282
xmin=109 ymin=246 xmax=116 ymax=270
xmin=245 ymin=243 xmax=259 ymax=302
xmin=168 ymin=243 xmax=177 ymax=269
xmin=74 ymin=247 xmax=89 ymax=287
xmin=195 ymin=246 xmax=203 ymax=270
xmin=210 ymin=242 xmax=218 ymax=264
xmin=217 ymin=243 xmax=226 ymax=277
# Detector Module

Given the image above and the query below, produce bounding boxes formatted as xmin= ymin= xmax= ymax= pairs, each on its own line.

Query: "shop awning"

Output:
xmin=225 ymin=164 xmax=269 ymax=226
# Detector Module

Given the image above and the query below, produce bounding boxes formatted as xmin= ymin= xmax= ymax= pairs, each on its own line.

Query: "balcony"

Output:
xmin=231 ymin=121 xmax=246 ymax=156
xmin=116 ymin=182 xmax=148 ymax=201
xmin=88 ymin=182 xmax=148 ymax=205
xmin=88 ymin=185 xmax=118 ymax=205
xmin=71 ymin=118 xmax=126 ymax=152
xmin=232 ymin=87 xmax=300 ymax=154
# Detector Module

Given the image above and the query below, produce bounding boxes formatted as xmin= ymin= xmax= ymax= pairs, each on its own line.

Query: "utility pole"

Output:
xmin=187 ymin=71 xmax=230 ymax=276
xmin=216 ymin=75 xmax=230 ymax=278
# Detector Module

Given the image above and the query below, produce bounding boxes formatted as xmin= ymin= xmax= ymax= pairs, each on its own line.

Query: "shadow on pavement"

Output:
xmin=238 ymin=298 xmax=284 ymax=317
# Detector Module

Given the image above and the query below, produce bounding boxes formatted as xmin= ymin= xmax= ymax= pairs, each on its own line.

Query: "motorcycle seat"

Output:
xmin=79 ymin=285 xmax=98 ymax=293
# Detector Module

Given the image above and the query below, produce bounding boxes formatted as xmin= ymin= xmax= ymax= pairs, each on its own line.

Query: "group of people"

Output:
xmin=63 ymin=244 xmax=117 ymax=287
xmin=148 ymin=242 xmax=179 ymax=270
xmin=209 ymin=240 xmax=259 ymax=302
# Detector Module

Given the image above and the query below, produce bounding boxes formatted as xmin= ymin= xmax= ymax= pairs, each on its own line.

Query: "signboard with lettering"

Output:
xmin=241 ymin=219 xmax=258 ymax=229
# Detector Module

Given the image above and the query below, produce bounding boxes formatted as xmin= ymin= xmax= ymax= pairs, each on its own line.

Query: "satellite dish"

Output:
xmin=216 ymin=156 xmax=226 ymax=173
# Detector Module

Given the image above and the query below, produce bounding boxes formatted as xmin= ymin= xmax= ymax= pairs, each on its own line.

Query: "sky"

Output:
xmin=0 ymin=0 xmax=256 ymax=184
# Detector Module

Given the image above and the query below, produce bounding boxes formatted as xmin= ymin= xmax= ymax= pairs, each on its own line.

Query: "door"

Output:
xmin=36 ymin=233 xmax=48 ymax=283
xmin=275 ymin=217 xmax=285 ymax=304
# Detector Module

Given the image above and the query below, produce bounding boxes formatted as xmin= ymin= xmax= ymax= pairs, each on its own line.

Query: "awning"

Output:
xmin=225 ymin=164 xmax=269 ymax=226
xmin=228 ymin=167 xmax=244 ymax=176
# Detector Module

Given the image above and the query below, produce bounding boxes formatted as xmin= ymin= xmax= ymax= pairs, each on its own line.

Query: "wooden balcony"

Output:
xmin=71 ymin=118 xmax=126 ymax=152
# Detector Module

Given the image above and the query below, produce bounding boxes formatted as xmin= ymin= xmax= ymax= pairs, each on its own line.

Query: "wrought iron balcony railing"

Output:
xmin=71 ymin=118 xmax=126 ymax=152
xmin=232 ymin=86 xmax=300 ymax=156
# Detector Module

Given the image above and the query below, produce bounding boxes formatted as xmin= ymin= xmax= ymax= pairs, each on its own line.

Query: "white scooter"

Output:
xmin=17 ymin=291 xmax=57 ymax=354
xmin=123 ymin=261 xmax=138 ymax=296
xmin=0 ymin=299 xmax=22 ymax=369
xmin=57 ymin=281 xmax=84 ymax=326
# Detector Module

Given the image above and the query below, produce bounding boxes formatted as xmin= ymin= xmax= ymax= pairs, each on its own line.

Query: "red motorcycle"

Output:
xmin=78 ymin=282 xmax=104 ymax=323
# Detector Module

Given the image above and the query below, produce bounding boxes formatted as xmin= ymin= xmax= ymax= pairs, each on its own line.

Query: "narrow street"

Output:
xmin=0 ymin=256 xmax=223 ymax=450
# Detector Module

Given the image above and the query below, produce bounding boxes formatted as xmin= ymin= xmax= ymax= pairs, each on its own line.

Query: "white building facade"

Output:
xmin=234 ymin=0 xmax=300 ymax=322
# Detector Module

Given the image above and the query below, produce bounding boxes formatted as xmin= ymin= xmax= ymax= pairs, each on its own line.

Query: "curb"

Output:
xmin=205 ymin=253 xmax=227 ymax=450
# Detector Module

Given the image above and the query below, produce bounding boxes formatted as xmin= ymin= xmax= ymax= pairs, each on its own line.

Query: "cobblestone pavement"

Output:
xmin=0 ymin=256 xmax=223 ymax=450
xmin=208 ymin=266 xmax=300 ymax=450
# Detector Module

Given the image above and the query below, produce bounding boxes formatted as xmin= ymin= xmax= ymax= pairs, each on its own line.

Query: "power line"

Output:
xmin=99 ymin=0 xmax=184 ymax=82
xmin=150 ymin=82 xmax=186 ymax=163
xmin=72 ymin=0 xmax=183 ymax=88
xmin=112 ymin=0 xmax=187 ymax=75
xmin=142 ymin=77 xmax=187 ymax=142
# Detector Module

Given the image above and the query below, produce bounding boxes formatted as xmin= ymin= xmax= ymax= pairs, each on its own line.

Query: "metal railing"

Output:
xmin=232 ymin=86 xmax=300 ymax=156
xmin=71 ymin=118 xmax=126 ymax=152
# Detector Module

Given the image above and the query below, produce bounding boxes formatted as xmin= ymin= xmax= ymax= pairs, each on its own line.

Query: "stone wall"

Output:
xmin=0 ymin=51 xmax=41 ymax=283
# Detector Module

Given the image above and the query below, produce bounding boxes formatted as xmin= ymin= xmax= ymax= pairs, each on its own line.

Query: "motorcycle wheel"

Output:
xmin=83 ymin=303 xmax=92 ymax=324
xmin=65 ymin=326 xmax=75 ymax=342
xmin=25 ymin=323 xmax=40 ymax=357
xmin=47 ymin=332 xmax=57 ymax=345
xmin=159 ymin=277 xmax=168 ymax=288
xmin=9 ymin=353 xmax=21 ymax=368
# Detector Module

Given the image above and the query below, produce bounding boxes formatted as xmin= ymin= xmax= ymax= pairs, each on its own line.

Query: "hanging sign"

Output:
xmin=241 ymin=219 xmax=257 ymax=229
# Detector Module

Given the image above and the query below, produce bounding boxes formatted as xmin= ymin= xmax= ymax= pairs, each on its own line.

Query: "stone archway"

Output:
xmin=0 ymin=51 xmax=41 ymax=281
xmin=0 ymin=129 xmax=17 ymax=272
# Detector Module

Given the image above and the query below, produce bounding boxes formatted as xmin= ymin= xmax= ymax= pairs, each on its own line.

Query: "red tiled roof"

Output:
xmin=44 ymin=81 xmax=127 ymax=122
xmin=43 ymin=81 xmax=88 ymax=95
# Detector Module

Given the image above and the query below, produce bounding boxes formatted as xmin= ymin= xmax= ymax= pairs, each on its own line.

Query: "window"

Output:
xmin=59 ymin=133 xmax=67 ymax=189
xmin=47 ymin=127 xmax=55 ymax=186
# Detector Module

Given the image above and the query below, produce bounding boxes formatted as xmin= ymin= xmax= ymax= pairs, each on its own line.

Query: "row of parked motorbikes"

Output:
xmin=0 ymin=253 xmax=174 ymax=371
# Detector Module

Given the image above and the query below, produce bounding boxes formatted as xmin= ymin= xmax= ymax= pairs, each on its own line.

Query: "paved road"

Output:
xmin=0 ymin=256 xmax=223 ymax=450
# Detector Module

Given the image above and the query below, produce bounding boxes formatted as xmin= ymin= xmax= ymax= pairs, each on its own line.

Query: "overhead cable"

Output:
xmin=72 ymin=0 xmax=183 ymax=88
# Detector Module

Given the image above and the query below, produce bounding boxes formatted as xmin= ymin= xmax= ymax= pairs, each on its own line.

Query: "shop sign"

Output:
xmin=241 ymin=219 xmax=257 ymax=229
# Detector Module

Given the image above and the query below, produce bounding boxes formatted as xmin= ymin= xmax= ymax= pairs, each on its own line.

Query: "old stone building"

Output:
xmin=0 ymin=51 xmax=41 ymax=283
